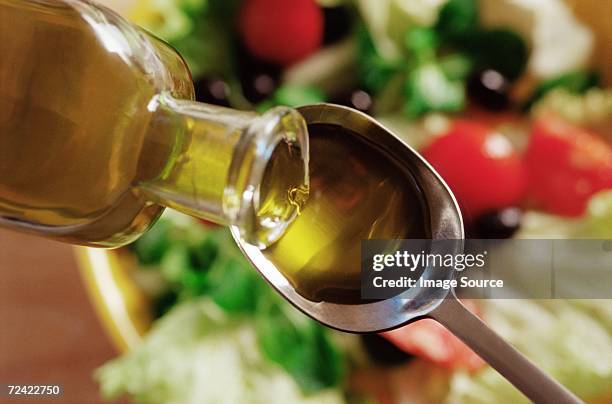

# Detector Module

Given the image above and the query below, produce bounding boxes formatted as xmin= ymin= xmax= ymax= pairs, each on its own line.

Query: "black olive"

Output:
xmin=236 ymin=44 xmax=282 ymax=103
xmin=471 ymin=207 xmax=522 ymax=239
xmin=360 ymin=334 xmax=414 ymax=366
xmin=467 ymin=69 xmax=510 ymax=111
xmin=194 ymin=77 xmax=231 ymax=107
xmin=331 ymin=89 xmax=373 ymax=114
xmin=323 ymin=6 xmax=353 ymax=45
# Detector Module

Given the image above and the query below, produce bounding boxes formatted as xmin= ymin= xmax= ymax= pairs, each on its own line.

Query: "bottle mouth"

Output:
xmin=224 ymin=107 xmax=310 ymax=248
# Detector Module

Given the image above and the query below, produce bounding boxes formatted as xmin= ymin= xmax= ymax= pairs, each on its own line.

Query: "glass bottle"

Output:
xmin=0 ymin=0 xmax=309 ymax=248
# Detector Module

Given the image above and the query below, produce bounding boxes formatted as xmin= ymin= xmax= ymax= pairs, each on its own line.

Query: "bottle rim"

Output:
xmin=224 ymin=106 xmax=310 ymax=248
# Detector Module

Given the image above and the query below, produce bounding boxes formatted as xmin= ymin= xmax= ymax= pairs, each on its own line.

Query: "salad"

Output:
xmin=93 ymin=0 xmax=612 ymax=402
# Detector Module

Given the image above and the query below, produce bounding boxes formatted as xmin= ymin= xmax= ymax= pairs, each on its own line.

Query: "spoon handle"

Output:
xmin=429 ymin=297 xmax=582 ymax=404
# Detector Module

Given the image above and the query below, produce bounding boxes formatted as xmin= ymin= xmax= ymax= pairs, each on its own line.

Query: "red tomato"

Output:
xmin=239 ymin=0 xmax=323 ymax=66
xmin=524 ymin=116 xmax=612 ymax=216
xmin=382 ymin=301 xmax=485 ymax=371
xmin=421 ymin=120 xmax=527 ymax=221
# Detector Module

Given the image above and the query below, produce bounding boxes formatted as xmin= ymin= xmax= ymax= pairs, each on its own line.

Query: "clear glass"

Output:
xmin=0 ymin=0 xmax=309 ymax=248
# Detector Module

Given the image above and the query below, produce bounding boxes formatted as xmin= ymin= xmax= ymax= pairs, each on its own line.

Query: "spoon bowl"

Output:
xmin=232 ymin=103 xmax=463 ymax=332
xmin=232 ymin=104 xmax=582 ymax=403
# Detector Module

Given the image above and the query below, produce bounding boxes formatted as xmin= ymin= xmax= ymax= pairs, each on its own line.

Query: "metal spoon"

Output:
xmin=232 ymin=104 xmax=581 ymax=404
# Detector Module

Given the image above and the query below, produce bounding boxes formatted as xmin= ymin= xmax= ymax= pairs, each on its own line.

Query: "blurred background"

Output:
xmin=0 ymin=229 xmax=125 ymax=403
xmin=1 ymin=0 xmax=611 ymax=403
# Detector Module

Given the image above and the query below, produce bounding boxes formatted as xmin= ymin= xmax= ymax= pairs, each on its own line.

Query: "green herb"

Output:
xmin=356 ymin=0 xmax=528 ymax=118
xmin=132 ymin=218 xmax=171 ymax=266
xmin=404 ymin=63 xmax=465 ymax=117
xmin=205 ymin=242 xmax=265 ymax=314
xmin=466 ymin=28 xmax=528 ymax=80
xmin=188 ymin=234 xmax=218 ymax=270
xmin=255 ymin=293 xmax=345 ymax=393
xmin=257 ymin=85 xmax=326 ymax=112
xmin=438 ymin=53 xmax=473 ymax=81
xmin=159 ymin=244 xmax=193 ymax=284
xmin=275 ymin=85 xmax=326 ymax=107
xmin=170 ymin=23 xmax=233 ymax=79
xmin=135 ymin=0 xmax=239 ymax=79
xmin=524 ymin=70 xmax=601 ymax=110
xmin=439 ymin=3 xmax=529 ymax=81
xmin=435 ymin=0 xmax=478 ymax=41
xmin=179 ymin=266 xmax=209 ymax=297
xmin=356 ymin=27 xmax=401 ymax=94
xmin=129 ymin=215 xmax=348 ymax=393
xmin=404 ymin=27 xmax=438 ymax=63
xmin=401 ymin=28 xmax=466 ymax=116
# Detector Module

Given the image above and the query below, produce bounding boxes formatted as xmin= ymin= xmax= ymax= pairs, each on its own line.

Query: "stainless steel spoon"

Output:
xmin=232 ymin=104 xmax=581 ymax=404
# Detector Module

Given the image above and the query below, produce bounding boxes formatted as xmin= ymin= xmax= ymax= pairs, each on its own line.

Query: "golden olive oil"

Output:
xmin=0 ymin=2 xmax=426 ymax=303
xmin=263 ymin=124 xmax=429 ymax=304
xmin=0 ymin=1 xmax=307 ymax=247
xmin=0 ymin=1 xmax=179 ymax=245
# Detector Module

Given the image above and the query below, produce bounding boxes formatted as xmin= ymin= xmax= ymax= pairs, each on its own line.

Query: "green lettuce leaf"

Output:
xmin=403 ymin=63 xmax=465 ymax=117
xmin=97 ymin=299 xmax=347 ymax=404
xmin=255 ymin=293 xmax=345 ymax=394
xmin=127 ymin=213 xmax=348 ymax=394
xmin=517 ymin=191 xmax=612 ymax=239
xmin=446 ymin=192 xmax=612 ymax=402
xmin=129 ymin=0 xmax=237 ymax=79
xmin=447 ymin=300 xmax=612 ymax=403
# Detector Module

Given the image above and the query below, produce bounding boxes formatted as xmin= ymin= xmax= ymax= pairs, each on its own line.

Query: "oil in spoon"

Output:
xmin=261 ymin=124 xmax=430 ymax=304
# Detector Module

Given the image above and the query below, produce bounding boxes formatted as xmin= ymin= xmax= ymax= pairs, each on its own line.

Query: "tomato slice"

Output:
xmin=239 ymin=0 xmax=323 ymax=66
xmin=525 ymin=115 xmax=612 ymax=216
xmin=421 ymin=120 xmax=527 ymax=221
xmin=381 ymin=302 xmax=485 ymax=371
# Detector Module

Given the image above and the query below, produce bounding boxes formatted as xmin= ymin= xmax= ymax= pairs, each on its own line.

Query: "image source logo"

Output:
xmin=361 ymin=239 xmax=612 ymax=300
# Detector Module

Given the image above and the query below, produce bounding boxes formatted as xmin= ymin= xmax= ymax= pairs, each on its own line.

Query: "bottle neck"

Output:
xmin=137 ymin=94 xmax=309 ymax=248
